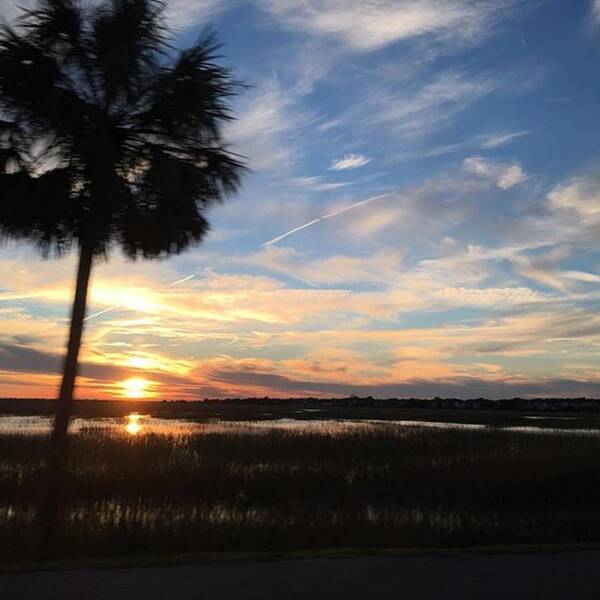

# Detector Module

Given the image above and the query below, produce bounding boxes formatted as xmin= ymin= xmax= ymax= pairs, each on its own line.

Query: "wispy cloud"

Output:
xmin=254 ymin=0 xmax=522 ymax=52
xmin=329 ymin=153 xmax=371 ymax=171
xmin=396 ymin=129 xmax=531 ymax=161
xmin=289 ymin=176 xmax=353 ymax=192
xmin=196 ymin=307 xmax=600 ymax=397
xmin=348 ymin=205 xmax=404 ymax=238
xmin=0 ymin=0 xmax=37 ymax=21
xmin=591 ymin=0 xmax=600 ymax=25
xmin=226 ymin=80 xmax=311 ymax=172
xmin=209 ymin=366 xmax=600 ymax=399
xmin=511 ymin=247 xmax=600 ymax=292
xmin=384 ymin=71 xmax=498 ymax=136
xmin=251 ymin=246 xmax=407 ymax=285
xmin=548 ymin=173 xmax=600 ymax=226
xmin=430 ymin=286 xmax=551 ymax=308
xmin=479 ymin=130 xmax=530 ymax=149
xmin=164 ymin=0 xmax=236 ymax=29
xmin=349 ymin=70 xmax=502 ymax=144
xmin=463 ymin=156 xmax=527 ymax=189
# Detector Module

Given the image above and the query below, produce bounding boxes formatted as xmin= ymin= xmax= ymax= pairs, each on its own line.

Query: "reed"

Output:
xmin=2 ymin=422 xmax=600 ymax=560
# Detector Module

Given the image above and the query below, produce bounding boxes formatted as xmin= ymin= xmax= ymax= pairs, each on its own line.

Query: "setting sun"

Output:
xmin=121 ymin=377 xmax=151 ymax=399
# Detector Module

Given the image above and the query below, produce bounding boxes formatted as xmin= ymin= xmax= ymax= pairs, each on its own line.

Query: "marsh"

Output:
xmin=2 ymin=414 xmax=600 ymax=562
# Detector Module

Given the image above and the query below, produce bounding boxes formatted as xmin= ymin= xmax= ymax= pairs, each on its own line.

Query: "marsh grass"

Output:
xmin=2 ymin=422 xmax=600 ymax=561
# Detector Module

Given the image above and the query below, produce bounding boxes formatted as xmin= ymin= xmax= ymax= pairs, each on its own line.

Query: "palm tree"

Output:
xmin=0 ymin=0 xmax=244 ymax=551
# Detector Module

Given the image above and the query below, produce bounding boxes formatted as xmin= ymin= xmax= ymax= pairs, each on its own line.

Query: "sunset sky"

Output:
xmin=0 ymin=0 xmax=599 ymax=400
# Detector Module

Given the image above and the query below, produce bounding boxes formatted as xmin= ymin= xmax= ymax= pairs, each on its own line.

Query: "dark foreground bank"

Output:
xmin=3 ymin=551 xmax=600 ymax=600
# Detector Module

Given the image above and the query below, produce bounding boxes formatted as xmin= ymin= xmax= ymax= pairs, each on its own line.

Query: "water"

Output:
xmin=1 ymin=413 xmax=600 ymax=437
xmin=0 ymin=414 xmax=198 ymax=436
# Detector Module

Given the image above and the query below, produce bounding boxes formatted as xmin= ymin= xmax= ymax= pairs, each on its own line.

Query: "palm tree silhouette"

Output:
xmin=0 ymin=0 xmax=244 ymax=552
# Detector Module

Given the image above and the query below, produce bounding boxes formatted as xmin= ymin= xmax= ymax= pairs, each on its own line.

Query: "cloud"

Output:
xmin=2 ymin=248 xmax=599 ymax=399
xmin=511 ymin=247 xmax=600 ymax=292
xmin=497 ymin=164 xmax=528 ymax=189
xmin=252 ymin=246 xmax=407 ymax=285
xmin=395 ymin=130 xmax=531 ymax=161
xmin=0 ymin=340 xmax=61 ymax=375
xmin=463 ymin=156 xmax=527 ymax=189
xmin=365 ymin=70 xmax=502 ymax=142
xmin=251 ymin=247 xmax=564 ymax=309
xmin=430 ymin=286 xmax=551 ymax=308
xmin=338 ymin=176 xmax=487 ymax=244
xmin=163 ymin=0 xmax=235 ymax=29
xmin=479 ymin=130 xmax=530 ymax=149
xmin=226 ymin=80 xmax=310 ymax=171
xmin=0 ymin=0 xmax=35 ymax=21
xmin=329 ymin=154 xmax=371 ymax=171
xmin=85 ymin=268 xmax=413 ymax=328
xmin=210 ymin=367 xmax=600 ymax=399
xmin=179 ymin=305 xmax=600 ymax=397
xmin=254 ymin=0 xmax=520 ymax=52
xmin=289 ymin=176 xmax=353 ymax=192
xmin=325 ymin=61 xmax=542 ymax=160
xmin=347 ymin=206 xmax=403 ymax=237
xmin=278 ymin=309 xmax=600 ymax=360
xmin=548 ymin=174 xmax=600 ymax=225
xmin=0 ymin=339 xmax=146 ymax=382
xmin=199 ymin=309 xmax=600 ymax=396
xmin=0 ymin=336 xmax=194 ymax=398
xmin=592 ymin=0 xmax=600 ymax=25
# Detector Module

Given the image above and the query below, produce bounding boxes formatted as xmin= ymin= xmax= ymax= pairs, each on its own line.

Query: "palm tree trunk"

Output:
xmin=40 ymin=239 xmax=94 ymax=557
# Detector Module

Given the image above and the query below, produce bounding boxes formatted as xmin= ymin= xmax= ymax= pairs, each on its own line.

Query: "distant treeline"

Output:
xmin=1 ymin=396 xmax=600 ymax=415
xmin=203 ymin=396 xmax=600 ymax=412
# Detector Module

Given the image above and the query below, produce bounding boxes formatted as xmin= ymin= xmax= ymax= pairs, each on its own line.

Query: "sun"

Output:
xmin=121 ymin=377 xmax=151 ymax=399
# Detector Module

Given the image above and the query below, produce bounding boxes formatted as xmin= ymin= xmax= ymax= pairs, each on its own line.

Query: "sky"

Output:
xmin=0 ymin=0 xmax=599 ymax=400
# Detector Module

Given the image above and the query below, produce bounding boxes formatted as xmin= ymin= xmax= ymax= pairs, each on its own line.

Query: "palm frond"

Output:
xmin=136 ymin=31 xmax=239 ymax=142
xmin=91 ymin=0 xmax=166 ymax=108
xmin=0 ymin=168 xmax=80 ymax=256
xmin=0 ymin=25 xmax=87 ymax=139
xmin=21 ymin=0 xmax=84 ymax=56
xmin=0 ymin=0 xmax=245 ymax=258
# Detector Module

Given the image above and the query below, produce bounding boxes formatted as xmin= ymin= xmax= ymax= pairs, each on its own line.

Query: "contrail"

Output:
xmin=84 ymin=305 xmax=120 ymax=322
xmin=84 ymin=274 xmax=196 ymax=322
xmin=169 ymin=274 xmax=195 ymax=287
xmin=262 ymin=218 xmax=321 ymax=247
xmin=262 ymin=194 xmax=389 ymax=247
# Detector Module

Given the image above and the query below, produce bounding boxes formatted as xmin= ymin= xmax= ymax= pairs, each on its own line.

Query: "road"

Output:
xmin=3 ymin=551 xmax=600 ymax=599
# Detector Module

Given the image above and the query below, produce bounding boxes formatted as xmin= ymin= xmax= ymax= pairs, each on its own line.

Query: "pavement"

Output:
xmin=2 ymin=551 xmax=600 ymax=599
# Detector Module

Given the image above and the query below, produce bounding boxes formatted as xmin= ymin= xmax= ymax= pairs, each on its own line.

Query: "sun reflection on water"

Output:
xmin=125 ymin=413 xmax=143 ymax=435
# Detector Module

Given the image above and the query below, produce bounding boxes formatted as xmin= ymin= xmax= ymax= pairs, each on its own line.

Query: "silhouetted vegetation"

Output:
xmin=3 ymin=398 xmax=600 ymax=430
xmin=0 ymin=0 xmax=244 ymax=550
xmin=2 ymin=422 xmax=600 ymax=562
xmin=4 ymin=396 xmax=600 ymax=416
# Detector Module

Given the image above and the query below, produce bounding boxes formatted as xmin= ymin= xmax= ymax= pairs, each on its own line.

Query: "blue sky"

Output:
xmin=0 ymin=0 xmax=599 ymax=399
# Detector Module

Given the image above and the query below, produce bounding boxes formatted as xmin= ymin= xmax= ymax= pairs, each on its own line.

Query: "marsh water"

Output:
xmin=4 ymin=409 xmax=600 ymax=560
xmin=1 ymin=413 xmax=600 ymax=437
